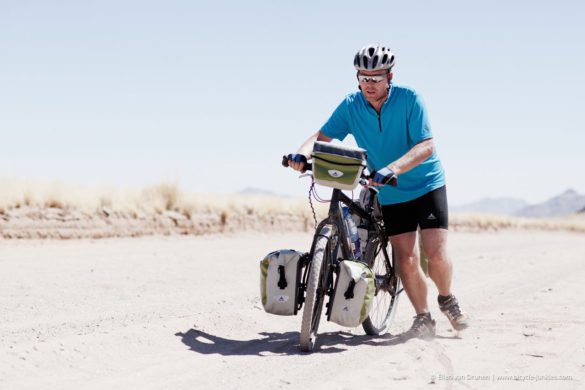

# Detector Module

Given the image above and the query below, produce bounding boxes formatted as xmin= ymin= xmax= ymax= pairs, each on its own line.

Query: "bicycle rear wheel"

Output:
xmin=299 ymin=233 xmax=330 ymax=352
xmin=362 ymin=236 xmax=401 ymax=336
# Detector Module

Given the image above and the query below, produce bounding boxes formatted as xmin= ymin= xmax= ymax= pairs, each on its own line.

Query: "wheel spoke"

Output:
xmin=362 ymin=236 xmax=401 ymax=336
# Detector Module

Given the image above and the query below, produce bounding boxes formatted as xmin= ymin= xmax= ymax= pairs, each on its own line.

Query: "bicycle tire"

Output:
xmin=299 ymin=234 xmax=329 ymax=352
xmin=362 ymin=236 xmax=401 ymax=336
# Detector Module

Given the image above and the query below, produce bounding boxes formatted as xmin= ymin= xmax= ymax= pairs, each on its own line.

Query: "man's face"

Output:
xmin=358 ymin=70 xmax=391 ymax=102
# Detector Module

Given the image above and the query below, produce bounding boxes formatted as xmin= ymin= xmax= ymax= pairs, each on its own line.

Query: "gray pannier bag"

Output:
xmin=260 ymin=249 xmax=304 ymax=316
xmin=329 ymin=260 xmax=375 ymax=327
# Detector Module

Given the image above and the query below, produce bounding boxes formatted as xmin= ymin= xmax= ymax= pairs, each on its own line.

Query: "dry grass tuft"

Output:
xmin=140 ymin=183 xmax=182 ymax=213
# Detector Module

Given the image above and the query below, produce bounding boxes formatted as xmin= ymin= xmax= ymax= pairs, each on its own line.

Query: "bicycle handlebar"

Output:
xmin=282 ymin=155 xmax=397 ymax=187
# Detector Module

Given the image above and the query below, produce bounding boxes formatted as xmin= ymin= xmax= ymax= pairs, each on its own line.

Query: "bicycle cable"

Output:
xmin=311 ymin=184 xmax=329 ymax=203
xmin=308 ymin=179 xmax=318 ymax=229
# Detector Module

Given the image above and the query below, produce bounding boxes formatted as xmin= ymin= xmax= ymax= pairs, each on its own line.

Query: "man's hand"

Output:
xmin=287 ymin=154 xmax=308 ymax=172
xmin=371 ymin=167 xmax=397 ymax=186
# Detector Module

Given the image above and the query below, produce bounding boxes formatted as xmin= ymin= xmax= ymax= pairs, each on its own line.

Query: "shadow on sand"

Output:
xmin=175 ymin=328 xmax=426 ymax=356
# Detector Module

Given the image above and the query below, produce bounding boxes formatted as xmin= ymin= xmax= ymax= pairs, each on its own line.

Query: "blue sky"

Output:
xmin=1 ymin=1 xmax=583 ymax=205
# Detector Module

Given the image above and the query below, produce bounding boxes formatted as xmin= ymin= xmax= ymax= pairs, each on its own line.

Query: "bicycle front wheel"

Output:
xmin=299 ymin=233 xmax=330 ymax=352
xmin=362 ymin=236 xmax=401 ymax=336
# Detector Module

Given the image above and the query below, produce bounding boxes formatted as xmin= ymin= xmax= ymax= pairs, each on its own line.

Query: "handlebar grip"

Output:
xmin=281 ymin=155 xmax=290 ymax=167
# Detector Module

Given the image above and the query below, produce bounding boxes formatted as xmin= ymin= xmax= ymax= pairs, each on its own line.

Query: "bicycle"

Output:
xmin=282 ymin=155 xmax=403 ymax=352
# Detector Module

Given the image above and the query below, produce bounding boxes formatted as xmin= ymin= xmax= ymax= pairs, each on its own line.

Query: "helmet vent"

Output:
xmin=354 ymin=44 xmax=395 ymax=71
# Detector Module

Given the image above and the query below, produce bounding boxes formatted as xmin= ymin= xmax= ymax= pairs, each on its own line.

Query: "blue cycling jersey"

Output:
xmin=320 ymin=84 xmax=446 ymax=205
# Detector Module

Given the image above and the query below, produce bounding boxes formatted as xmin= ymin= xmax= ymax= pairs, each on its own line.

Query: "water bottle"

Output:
xmin=357 ymin=225 xmax=368 ymax=258
xmin=342 ymin=207 xmax=361 ymax=260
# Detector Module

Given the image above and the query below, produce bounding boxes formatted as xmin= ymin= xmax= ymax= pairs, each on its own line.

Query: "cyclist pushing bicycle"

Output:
xmin=287 ymin=43 xmax=469 ymax=341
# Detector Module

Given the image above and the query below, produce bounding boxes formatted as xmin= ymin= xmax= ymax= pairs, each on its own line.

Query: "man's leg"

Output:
xmin=420 ymin=228 xmax=452 ymax=296
xmin=389 ymin=231 xmax=428 ymax=315
xmin=420 ymin=227 xmax=469 ymax=330
xmin=382 ymin=199 xmax=436 ymax=338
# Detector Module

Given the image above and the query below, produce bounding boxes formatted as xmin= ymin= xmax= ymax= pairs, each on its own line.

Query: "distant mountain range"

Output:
xmin=453 ymin=189 xmax=585 ymax=218
xmin=514 ymin=189 xmax=585 ymax=218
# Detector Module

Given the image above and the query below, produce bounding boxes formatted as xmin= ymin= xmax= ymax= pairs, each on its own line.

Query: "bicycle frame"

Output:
xmin=296 ymin=186 xmax=391 ymax=315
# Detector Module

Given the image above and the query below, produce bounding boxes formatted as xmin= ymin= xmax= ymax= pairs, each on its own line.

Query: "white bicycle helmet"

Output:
xmin=354 ymin=43 xmax=395 ymax=71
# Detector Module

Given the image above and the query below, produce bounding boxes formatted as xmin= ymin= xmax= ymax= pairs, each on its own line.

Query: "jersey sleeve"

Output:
xmin=320 ymin=99 xmax=350 ymax=141
xmin=407 ymin=91 xmax=433 ymax=145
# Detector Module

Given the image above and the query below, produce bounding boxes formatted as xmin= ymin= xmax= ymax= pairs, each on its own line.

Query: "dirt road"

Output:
xmin=1 ymin=231 xmax=583 ymax=389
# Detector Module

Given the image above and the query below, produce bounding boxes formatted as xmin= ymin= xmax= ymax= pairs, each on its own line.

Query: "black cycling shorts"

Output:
xmin=381 ymin=185 xmax=449 ymax=237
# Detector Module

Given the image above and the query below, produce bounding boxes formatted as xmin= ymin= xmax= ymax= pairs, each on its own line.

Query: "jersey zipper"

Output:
xmin=377 ymin=112 xmax=382 ymax=133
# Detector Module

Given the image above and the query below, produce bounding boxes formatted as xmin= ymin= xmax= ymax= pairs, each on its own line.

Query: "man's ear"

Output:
xmin=388 ymin=72 xmax=393 ymax=83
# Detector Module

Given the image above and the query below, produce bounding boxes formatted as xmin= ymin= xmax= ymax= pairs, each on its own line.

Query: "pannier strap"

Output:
xmin=277 ymin=265 xmax=288 ymax=289
xmin=344 ymin=280 xmax=356 ymax=299
xmin=313 ymin=155 xmax=364 ymax=167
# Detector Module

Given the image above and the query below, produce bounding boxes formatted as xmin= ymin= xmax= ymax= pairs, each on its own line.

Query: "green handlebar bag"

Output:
xmin=312 ymin=141 xmax=367 ymax=191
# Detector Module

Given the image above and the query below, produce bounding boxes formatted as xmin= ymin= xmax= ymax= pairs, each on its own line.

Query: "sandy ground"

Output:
xmin=1 ymin=231 xmax=584 ymax=390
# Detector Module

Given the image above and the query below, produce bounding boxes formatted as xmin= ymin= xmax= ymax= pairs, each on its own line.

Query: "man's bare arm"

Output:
xmin=297 ymin=130 xmax=332 ymax=157
xmin=387 ymin=138 xmax=434 ymax=176
xmin=290 ymin=130 xmax=332 ymax=171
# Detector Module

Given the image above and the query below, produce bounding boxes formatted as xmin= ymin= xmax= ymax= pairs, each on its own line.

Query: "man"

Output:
xmin=288 ymin=43 xmax=469 ymax=338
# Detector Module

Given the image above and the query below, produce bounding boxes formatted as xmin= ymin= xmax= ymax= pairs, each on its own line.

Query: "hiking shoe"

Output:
xmin=438 ymin=294 xmax=469 ymax=331
xmin=404 ymin=313 xmax=436 ymax=339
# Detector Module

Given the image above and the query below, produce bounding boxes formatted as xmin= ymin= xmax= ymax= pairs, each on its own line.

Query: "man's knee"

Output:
xmin=425 ymin=248 xmax=448 ymax=264
xmin=397 ymin=253 xmax=420 ymax=276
